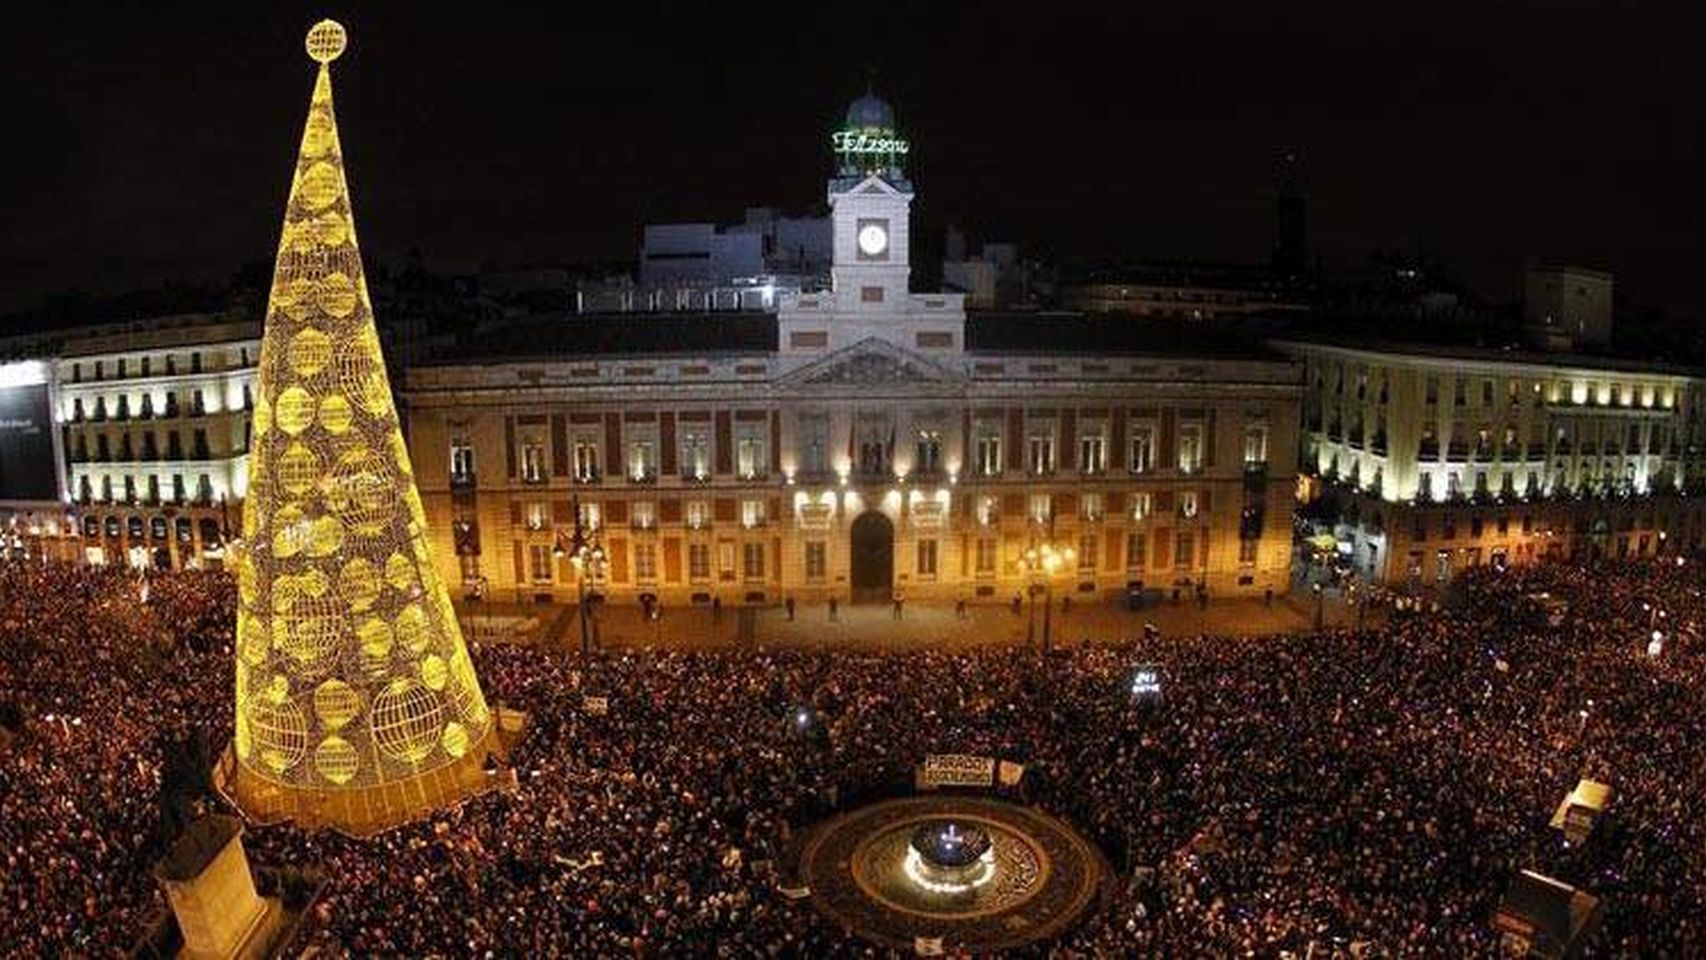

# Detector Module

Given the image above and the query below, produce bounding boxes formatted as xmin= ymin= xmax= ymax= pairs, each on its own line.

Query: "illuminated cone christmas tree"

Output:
xmin=230 ymin=20 xmax=496 ymax=833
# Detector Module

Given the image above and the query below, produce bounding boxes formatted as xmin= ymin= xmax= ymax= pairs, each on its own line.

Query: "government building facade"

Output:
xmin=404 ymin=93 xmax=1301 ymax=608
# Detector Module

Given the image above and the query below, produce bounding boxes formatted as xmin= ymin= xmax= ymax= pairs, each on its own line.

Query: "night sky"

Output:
xmin=3 ymin=2 xmax=1699 ymax=320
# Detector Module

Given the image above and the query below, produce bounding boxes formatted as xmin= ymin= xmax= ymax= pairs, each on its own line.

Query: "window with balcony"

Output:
xmin=799 ymin=418 xmax=829 ymax=475
xmin=521 ymin=441 xmax=546 ymax=483
xmin=572 ymin=438 xmax=600 ymax=482
xmin=1130 ymin=491 xmax=1152 ymax=521
xmin=1081 ymin=492 xmax=1104 ymax=521
xmin=976 ymin=433 xmax=1002 ymax=476
xmin=451 ymin=440 xmax=476 ymax=484
xmin=1029 ymin=493 xmax=1052 ymax=523
xmin=685 ymin=500 xmax=709 ymax=530
xmin=975 ymin=538 xmax=997 ymax=576
xmin=525 ymin=502 xmax=549 ymax=531
xmin=1129 ymin=426 xmax=1155 ymax=473
xmin=628 ymin=439 xmax=657 ymax=483
xmin=681 ymin=431 xmax=710 ymax=480
xmin=1243 ymin=424 xmax=1269 ymax=468
xmin=688 ymin=543 xmax=711 ymax=581
xmin=741 ymin=499 xmax=766 ymax=529
xmin=915 ymin=431 xmax=943 ymax=476
xmin=1027 ymin=434 xmax=1055 ymax=475
xmin=736 ymin=430 xmax=766 ymax=480
xmin=1078 ymin=433 xmax=1106 ymax=474
xmin=632 ymin=501 xmax=656 ymax=530
xmin=806 ymin=541 xmax=827 ymax=581
xmin=1177 ymin=424 xmax=1203 ymax=474
xmin=578 ymin=501 xmax=602 ymax=531
xmin=1178 ymin=490 xmax=1199 ymax=519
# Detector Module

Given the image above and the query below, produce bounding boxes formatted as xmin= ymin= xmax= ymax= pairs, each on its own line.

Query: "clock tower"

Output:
xmin=778 ymin=87 xmax=964 ymax=366
xmin=829 ymin=90 xmax=913 ymax=310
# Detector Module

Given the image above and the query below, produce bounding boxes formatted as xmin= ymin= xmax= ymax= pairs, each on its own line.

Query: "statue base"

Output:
xmin=154 ymin=816 xmax=283 ymax=960
xmin=221 ymin=725 xmax=506 ymax=837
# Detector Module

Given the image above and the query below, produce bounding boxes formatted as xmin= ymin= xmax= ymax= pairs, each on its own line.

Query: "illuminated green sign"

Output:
xmin=833 ymin=130 xmax=910 ymax=155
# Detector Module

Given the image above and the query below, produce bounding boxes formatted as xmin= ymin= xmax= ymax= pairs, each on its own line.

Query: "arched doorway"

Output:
xmin=850 ymin=511 xmax=894 ymax=604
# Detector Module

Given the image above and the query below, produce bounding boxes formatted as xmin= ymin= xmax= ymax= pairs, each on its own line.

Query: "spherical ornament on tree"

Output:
xmin=305 ymin=20 xmax=348 ymax=64
xmin=371 ymin=678 xmax=445 ymax=764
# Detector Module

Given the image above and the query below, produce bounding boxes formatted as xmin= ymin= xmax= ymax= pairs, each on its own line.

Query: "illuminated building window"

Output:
xmin=976 ymin=494 xmax=998 ymax=526
xmin=689 ymin=543 xmax=711 ymax=581
xmin=1029 ymin=493 xmax=1052 ymax=523
xmin=1177 ymin=424 xmax=1203 ymax=474
xmin=686 ymin=500 xmax=709 ymax=530
xmin=1027 ymin=434 xmax=1054 ymax=475
xmin=681 ymin=431 xmax=710 ymax=480
xmin=628 ymin=439 xmax=656 ymax=482
xmin=800 ymin=418 xmax=829 ymax=474
xmin=974 ymin=538 xmax=997 ymax=575
xmin=1239 ymin=536 xmax=1259 ymax=565
xmin=1081 ymin=492 xmax=1103 ymax=521
xmin=736 ymin=429 xmax=766 ymax=480
xmin=634 ymin=543 xmax=657 ymax=582
xmin=1078 ymin=433 xmax=1106 ymax=474
xmin=1077 ymin=534 xmax=1098 ymax=571
xmin=805 ymin=541 xmax=827 ymax=581
xmin=1243 ymin=424 xmax=1269 ymax=466
xmin=1178 ymin=491 xmax=1199 ymax=519
xmin=916 ymin=431 xmax=942 ymax=475
xmin=1130 ymin=491 xmax=1151 ymax=521
xmin=572 ymin=438 xmax=600 ymax=482
xmin=632 ymin=501 xmax=656 ymax=530
xmin=976 ymin=433 xmax=1002 ymax=477
xmin=741 ymin=499 xmax=766 ymax=529
xmin=1129 ymin=426 xmax=1154 ymax=474
xmin=521 ymin=441 xmax=546 ymax=483
xmin=578 ymin=502 xmax=601 ymax=531
xmin=525 ymin=502 xmax=548 ymax=531
xmin=450 ymin=439 xmax=475 ymax=481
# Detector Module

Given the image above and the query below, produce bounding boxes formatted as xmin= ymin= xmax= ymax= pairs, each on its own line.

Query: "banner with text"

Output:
xmin=920 ymin=754 xmax=996 ymax=789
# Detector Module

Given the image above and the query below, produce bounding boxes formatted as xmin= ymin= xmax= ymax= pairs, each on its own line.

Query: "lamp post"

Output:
xmin=1020 ymin=541 xmax=1075 ymax=656
xmin=1312 ymin=581 xmax=1325 ymax=631
xmin=555 ymin=493 xmax=606 ymax=658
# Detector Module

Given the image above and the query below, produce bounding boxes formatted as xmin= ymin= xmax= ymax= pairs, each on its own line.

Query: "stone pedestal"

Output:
xmin=154 ymin=816 xmax=277 ymax=960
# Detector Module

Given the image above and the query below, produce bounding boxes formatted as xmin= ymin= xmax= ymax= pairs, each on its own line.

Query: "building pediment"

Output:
xmin=778 ymin=337 xmax=963 ymax=389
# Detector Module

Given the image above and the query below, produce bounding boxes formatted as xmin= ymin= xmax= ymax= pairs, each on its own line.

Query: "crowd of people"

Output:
xmin=2 ymin=556 xmax=1704 ymax=957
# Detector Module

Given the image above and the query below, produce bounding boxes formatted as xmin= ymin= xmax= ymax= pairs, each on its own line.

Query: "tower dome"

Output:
xmin=845 ymin=90 xmax=895 ymax=130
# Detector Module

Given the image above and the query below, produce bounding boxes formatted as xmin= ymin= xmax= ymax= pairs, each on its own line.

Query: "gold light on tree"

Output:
xmin=229 ymin=19 xmax=497 ymax=834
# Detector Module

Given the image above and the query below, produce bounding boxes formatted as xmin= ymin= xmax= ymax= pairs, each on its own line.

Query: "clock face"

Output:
xmin=857 ymin=222 xmax=889 ymax=258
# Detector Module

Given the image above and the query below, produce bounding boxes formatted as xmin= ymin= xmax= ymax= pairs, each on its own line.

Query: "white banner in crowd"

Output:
xmin=921 ymin=754 xmax=996 ymax=788
xmin=582 ymin=695 xmax=609 ymax=716
xmin=914 ymin=935 xmax=945 ymax=956
xmin=997 ymin=760 xmax=1026 ymax=787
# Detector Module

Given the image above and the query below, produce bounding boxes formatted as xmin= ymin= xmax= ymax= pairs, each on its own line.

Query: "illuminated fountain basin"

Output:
xmin=801 ymin=796 xmax=1108 ymax=952
xmin=905 ymin=821 xmax=997 ymax=892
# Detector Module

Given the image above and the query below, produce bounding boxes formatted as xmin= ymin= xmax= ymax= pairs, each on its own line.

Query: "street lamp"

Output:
xmin=555 ymin=493 xmax=606 ymax=657
xmin=1020 ymin=541 xmax=1075 ymax=656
